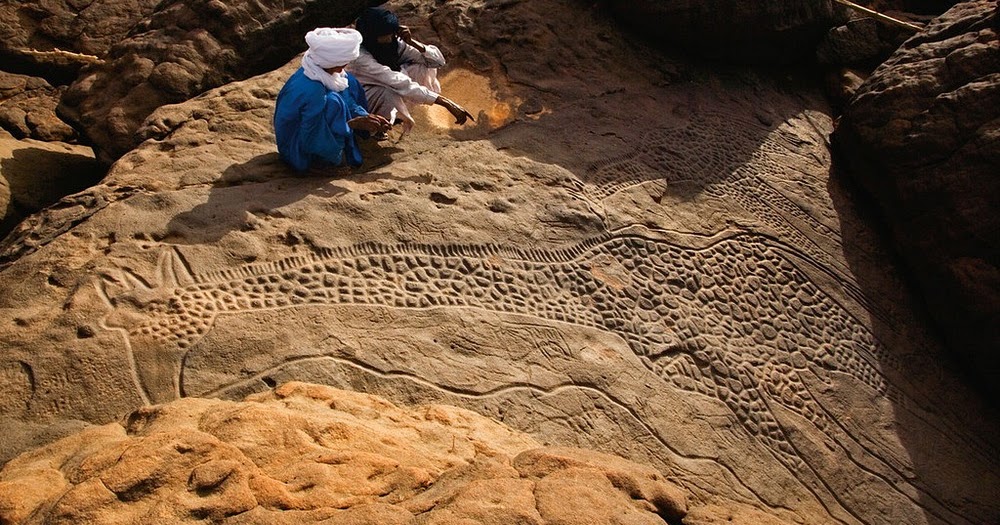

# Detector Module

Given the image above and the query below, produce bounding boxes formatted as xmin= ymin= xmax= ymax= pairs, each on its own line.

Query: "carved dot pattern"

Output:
xmin=127 ymin=289 xmax=213 ymax=350
xmin=583 ymin=111 xmax=845 ymax=271
xmin=121 ymin=233 xmax=895 ymax=474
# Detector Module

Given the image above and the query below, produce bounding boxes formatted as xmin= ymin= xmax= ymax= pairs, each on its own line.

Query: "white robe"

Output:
xmin=347 ymin=40 xmax=445 ymax=131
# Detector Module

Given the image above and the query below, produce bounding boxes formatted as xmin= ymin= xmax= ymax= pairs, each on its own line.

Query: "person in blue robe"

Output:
xmin=274 ymin=27 xmax=390 ymax=171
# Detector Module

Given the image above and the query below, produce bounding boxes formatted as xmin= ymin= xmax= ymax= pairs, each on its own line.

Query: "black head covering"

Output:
xmin=356 ymin=7 xmax=402 ymax=71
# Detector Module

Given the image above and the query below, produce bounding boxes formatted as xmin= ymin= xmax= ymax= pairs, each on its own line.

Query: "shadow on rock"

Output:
xmin=164 ymin=147 xmax=406 ymax=245
xmin=1 ymin=146 xmax=104 ymax=239
xmin=829 ymin=157 xmax=1000 ymax=525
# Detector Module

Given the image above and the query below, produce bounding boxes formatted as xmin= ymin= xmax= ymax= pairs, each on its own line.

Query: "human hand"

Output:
xmin=451 ymin=105 xmax=475 ymax=125
xmin=348 ymin=115 xmax=392 ymax=133
xmin=439 ymin=97 xmax=475 ymax=125
xmin=370 ymin=113 xmax=392 ymax=130
xmin=397 ymin=25 xmax=414 ymax=44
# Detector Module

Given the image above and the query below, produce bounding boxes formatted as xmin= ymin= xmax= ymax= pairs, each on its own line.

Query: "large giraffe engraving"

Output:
xmin=97 ymin=231 xmax=884 ymax=422
xmin=95 ymin=228 xmax=995 ymax=524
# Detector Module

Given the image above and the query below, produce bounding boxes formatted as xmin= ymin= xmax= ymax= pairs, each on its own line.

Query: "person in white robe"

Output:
xmin=348 ymin=7 xmax=473 ymax=133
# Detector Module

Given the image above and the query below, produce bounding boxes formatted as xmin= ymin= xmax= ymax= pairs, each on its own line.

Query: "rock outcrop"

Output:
xmin=0 ymin=72 xmax=75 ymax=142
xmin=0 ymin=0 xmax=160 ymax=145
xmin=1 ymin=1 xmax=999 ymax=524
xmin=57 ymin=0 xmax=384 ymax=165
xmin=817 ymin=16 xmax=902 ymax=66
xmin=0 ymin=0 xmax=160 ymax=85
xmin=603 ymin=0 xmax=836 ymax=63
xmin=834 ymin=0 xmax=1000 ymax=400
xmin=0 ymin=131 xmax=102 ymax=239
xmin=0 ymin=382 xmax=687 ymax=524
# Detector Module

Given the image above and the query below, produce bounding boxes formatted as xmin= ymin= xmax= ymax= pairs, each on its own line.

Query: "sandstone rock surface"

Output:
xmin=835 ymin=0 xmax=1000 ymax=400
xmin=0 ymin=381 xmax=687 ymax=524
xmin=57 ymin=0 xmax=385 ymax=165
xmin=0 ymin=0 xmax=160 ymax=84
xmin=1 ymin=1 xmax=999 ymax=524
xmin=0 ymin=72 xmax=75 ymax=142
xmin=0 ymin=0 xmax=158 ymax=145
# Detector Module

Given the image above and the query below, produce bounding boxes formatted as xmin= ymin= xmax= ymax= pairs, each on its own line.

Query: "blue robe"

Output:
xmin=274 ymin=69 xmax=370 ymax=171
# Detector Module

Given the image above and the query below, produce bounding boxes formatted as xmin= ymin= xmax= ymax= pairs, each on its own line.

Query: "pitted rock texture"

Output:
xmin=834 ymin=0 xmax=1000 ymax=401
xmin=0 ymin=0 xmax=160 ymax=84
xmin=603 ymin=0 xmax=836 ymax=63
xmin=0 ymin=382 xmax=687 ymax=525
xmin=1 ymin=1 xmax=999 ymax=524
xmin=57 ymin=0 xmax=384 ymax=165
xmin=0 ymin=0 xmax=159 ymax=56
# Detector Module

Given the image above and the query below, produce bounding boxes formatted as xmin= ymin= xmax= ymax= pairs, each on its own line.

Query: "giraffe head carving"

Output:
xmin=97 ymin=249 xmax=193 ymax=331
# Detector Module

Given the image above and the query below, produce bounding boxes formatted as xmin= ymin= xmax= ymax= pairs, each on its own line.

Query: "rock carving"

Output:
xmin=93 ymin=224 xmax=996 ymax=523
xmin=575 ymin=111 xmax=868 ymax=311
xmin=97 ymin=229 xmax=917 ymax=468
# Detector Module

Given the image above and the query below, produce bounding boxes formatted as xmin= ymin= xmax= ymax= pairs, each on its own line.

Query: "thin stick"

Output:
xmin=833 ymin=0 xmax=924 ymax=32
xmin=17 ymin=48 xmax=104 ymax=64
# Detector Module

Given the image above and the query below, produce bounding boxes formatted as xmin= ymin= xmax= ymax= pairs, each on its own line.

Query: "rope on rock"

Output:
xmin=833 ymin=0 xmax=924 ymax=32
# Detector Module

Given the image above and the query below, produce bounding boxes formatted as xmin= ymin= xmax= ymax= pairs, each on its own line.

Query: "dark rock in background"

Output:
xmin=824 ymin=67 xmax=870 ymax=112
xmin=904 ymin=0 xmax=960 ymax=14
xmin=818 ymin=17 xmax=891 ymax=65
xmin=0 ymin=72 xmax=75 ymax=142
xmin=835 ymin=0 xmax=1000 ymax=402
xmin=57 ymin=0 xmax=386 ymax=165
xmin=0 ymin=0 xmax=160 ymax=85
xmin=602 ymin=0 xmax=836 ymax=63
xmin=0 ymin=0 xmax=160 ymax=143
xmin=869 ymin=0 xmax=957 ymax=15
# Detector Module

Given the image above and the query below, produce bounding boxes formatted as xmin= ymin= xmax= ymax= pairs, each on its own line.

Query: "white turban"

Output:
xmin=301 ymin=28 xmax=362 ymax=92
xmin=304 ymin=27 xmax=362 ymax=68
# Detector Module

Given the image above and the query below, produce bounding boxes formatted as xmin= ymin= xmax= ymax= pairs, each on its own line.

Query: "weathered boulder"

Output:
xmin=816 ymin=1 xmax=940 ymax=69
xmin=0 ymin=0 xmax=160 ymax=85
xmin=57 ymin=0 xmax=384 ymax=165
xmin=823 ymin=67 xmax=870 ymax=112
xmin=0 ymin=0 xmax=159 ymax=143
xmin=0 ymin=72 xmax=75 ymax=142
xmin=0 ymin=382 xmax=687 ymax=524
xmin=603 ymin=0 xmax=836 ymax=63
xmin=834 ymin=0 xmax=1000 ymax=400
xmin=817 ymin=17 xmax=893 ymax=65
xmin=0 ymin=131 xmax=102 ymax=239
xmin=0 ymin=0 xmax=159 ymax=56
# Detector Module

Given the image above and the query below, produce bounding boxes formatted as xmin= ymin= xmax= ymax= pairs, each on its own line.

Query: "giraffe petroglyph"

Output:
xmin=95 ymin=226 xmax=990 ymax=523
